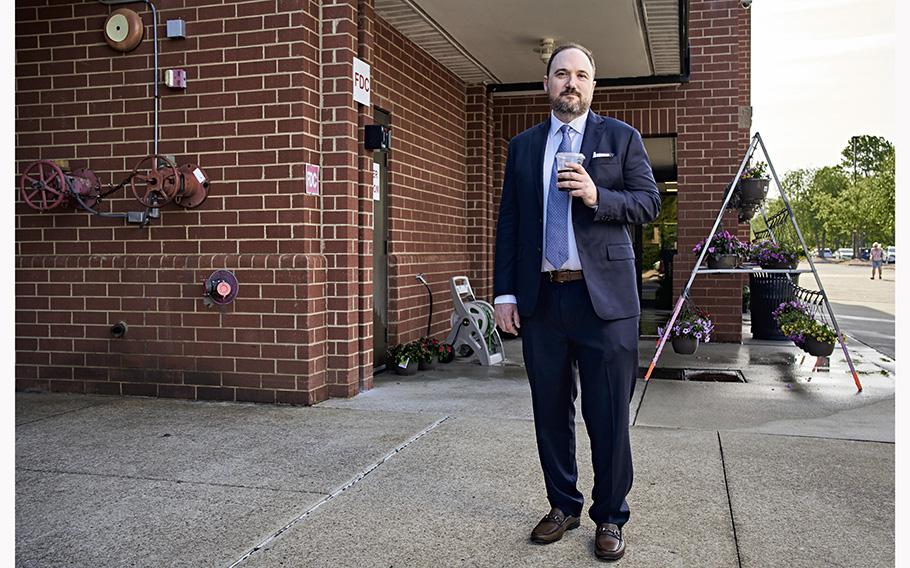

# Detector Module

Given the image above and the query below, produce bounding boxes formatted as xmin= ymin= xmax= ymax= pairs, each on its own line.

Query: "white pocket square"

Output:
xmin=593 ymin=152 xmax=615 ymax=159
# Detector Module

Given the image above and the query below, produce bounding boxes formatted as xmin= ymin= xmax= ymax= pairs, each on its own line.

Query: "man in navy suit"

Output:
xmin=493 ymin=43 xmax=660 ymax=561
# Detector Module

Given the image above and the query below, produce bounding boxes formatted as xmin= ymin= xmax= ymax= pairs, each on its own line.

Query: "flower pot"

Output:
xmin=738 ymin=205 xmax=757 ymax=223
xmin=439 ymin=350 xmax=455 ymax=364
xmin=672 ymin=335 xmax=699 ymax=355
xmin=738 ymin=178 xmax=769 ymax=204
xmin=804 ymin=336 xmax=835 ymax=357
xmin=418 ymin=358 xmax=436 ymax=370
xmin=394 ymin=359 xmax=418 ymax=375
xmin=708 ymin=254 xmax=739 ymax=269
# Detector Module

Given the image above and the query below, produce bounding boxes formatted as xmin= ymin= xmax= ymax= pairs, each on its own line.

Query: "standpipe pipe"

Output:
xmin=415 ymin=274 xmax=433 ymax=338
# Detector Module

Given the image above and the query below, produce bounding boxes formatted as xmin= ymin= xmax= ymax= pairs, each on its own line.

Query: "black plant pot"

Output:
xmin=439 ymin=350 xmax=455 ymax=364
xmin=672 ymin=335 xmax=699 ymax=355
xmin=804 ymin=336 xmax=835 ymax=357
xmin=708 ymin=254 xmax=739 ymax=269
xmin=394 ymin=360 xmax=418 ymax=375
xmin=738 ymin=178 xmax=769 ymax=204
xmin=418 ymin=358 xmax=436 ymax=370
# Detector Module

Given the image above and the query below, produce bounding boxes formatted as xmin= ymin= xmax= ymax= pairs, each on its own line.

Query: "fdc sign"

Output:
xmin=305 ymin=164 xmax=319 ymax=195
xmin=353 ymin=57 xmax=371 ymax=106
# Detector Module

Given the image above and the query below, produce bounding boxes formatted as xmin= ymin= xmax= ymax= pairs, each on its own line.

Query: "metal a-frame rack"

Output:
xmin=643 ymin=132 xmax=863 ymax=392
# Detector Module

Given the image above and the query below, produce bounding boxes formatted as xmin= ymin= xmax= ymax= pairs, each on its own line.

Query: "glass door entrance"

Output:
xmin=637 ymin=137 xmax=677 ymax=336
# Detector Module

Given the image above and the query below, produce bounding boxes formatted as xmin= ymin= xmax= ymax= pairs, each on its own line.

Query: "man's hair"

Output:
xmin=545 ymin=43 xmax=596 ymax=77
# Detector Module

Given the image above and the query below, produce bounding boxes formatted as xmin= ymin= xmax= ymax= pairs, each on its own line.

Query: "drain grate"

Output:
xmin=640 ymin=367 xmax=746 ymax=383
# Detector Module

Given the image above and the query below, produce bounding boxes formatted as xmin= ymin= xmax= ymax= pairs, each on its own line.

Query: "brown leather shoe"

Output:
xmin=595 ymin=523 xmax=625 ymax=560
xmin=530 ymin=507 xmax=580 ymax=544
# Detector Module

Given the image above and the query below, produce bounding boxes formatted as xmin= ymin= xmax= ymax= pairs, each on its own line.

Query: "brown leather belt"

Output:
xmin=546 ymin=270 xmax=584 ymax=283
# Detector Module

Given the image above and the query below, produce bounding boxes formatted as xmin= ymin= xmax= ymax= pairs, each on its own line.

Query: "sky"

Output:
xmin=750 ymin=0 xmax=895 ymax=176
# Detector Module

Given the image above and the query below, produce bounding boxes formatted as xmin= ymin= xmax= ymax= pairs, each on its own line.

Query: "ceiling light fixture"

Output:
xmin=535 ymin=38 xmax=555 ymax=64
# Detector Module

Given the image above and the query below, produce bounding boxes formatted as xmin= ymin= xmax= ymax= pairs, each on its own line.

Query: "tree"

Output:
xmin=840 ymin=135 xmax=894 ymax=180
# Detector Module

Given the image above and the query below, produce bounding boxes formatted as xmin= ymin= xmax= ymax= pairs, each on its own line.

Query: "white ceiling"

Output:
xmin=374 ymin=0 xmax=682 ymax=85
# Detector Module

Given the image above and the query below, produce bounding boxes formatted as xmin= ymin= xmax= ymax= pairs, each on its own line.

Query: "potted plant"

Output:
xmin=693 ymin=230 xmax=746 ymax=269
xmin=438 ymin=342 xmax=455 ymax=363
xmin=773 ymin=300 xmax=811 ymax=350
xmin=659 ymin=305 xmax=714 ymax=355
xmin=801 ymin=319 xmax=840 ymax=357
xmin=750 ymin=239 xmax=801 ymax=270
xmin=417 ymin=337 xmax=437 ymax=370
xmin=738 ymin=161 xmax=770 ymax=204
xmin=388 ymin=342 xmax=420 ymax=375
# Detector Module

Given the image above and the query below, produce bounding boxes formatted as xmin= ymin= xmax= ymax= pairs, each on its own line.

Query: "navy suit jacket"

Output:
xmin=493 ymin=111 xmax=661 ymax=321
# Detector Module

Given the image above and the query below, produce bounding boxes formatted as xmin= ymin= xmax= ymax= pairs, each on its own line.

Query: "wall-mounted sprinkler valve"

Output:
xmin=17 ymin=155 xmax=211 ymax=227
xmin=203 ymin=270 xmax=239 ymax=308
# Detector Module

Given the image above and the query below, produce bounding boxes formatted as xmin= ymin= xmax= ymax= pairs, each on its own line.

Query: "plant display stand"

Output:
xmin=444 ymin=276 xmax=504 ymax=366
xmin=643 ymin=132 xmax=862 ymax=392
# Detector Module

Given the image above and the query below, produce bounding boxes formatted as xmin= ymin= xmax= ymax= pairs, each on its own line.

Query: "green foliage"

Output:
xmin=840 ymin=135 xmax=894 ymax=179
xmin=803 ymin=319 xmax=838 ymax=344
xmin=388 ymin=341 xmax=423 ymax=366
xmin=751 ymin=136 xmax=894 ymax=251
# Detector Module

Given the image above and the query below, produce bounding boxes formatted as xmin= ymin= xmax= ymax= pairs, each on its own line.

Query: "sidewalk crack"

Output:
xmin=226 ymin=415 xmax=451 ymax=567
xmin=717 ymin=431 xmax=744 ymax=568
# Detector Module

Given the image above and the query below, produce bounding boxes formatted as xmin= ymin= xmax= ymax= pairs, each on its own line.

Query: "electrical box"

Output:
xmin=164 ymin=69 xmax=187 ymax=89
xmin=364 ymin=124 xmax=391 ymax=151
xmin=166 ymin=19 xmax=186 ymax=39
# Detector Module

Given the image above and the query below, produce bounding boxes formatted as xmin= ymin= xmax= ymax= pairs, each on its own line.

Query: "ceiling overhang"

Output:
xmin=373 ymin=0 xmax=688 ymax=90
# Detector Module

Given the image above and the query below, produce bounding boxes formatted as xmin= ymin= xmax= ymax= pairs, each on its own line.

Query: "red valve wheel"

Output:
xmin=19 ymin=160 xmax=67 ymax=211
xmin=130 ymin=154 xmax=179 ymax=207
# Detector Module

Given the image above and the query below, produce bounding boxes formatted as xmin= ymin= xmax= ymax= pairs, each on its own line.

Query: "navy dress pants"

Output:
xmin=521 ymin=276 xmax=638 ymax=526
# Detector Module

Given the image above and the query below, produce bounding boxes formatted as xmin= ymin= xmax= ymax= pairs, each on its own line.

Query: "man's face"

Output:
xmin=544 ymin=49 xmax=595 ymax=118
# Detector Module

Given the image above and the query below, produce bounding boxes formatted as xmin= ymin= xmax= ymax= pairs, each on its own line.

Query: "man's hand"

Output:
xmin=557 ymin=162 xmax=598 ymax=208
xmin=495 ymin=303 xmax=521 ymax=335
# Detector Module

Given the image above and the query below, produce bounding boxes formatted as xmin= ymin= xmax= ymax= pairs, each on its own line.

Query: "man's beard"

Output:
xmin=550 ymin=88 xmax=591 ymax=117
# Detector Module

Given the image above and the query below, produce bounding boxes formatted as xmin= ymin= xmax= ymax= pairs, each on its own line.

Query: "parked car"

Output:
xmin=859 ymin=248 xmax=870 ymax=261
xmin=834 ymin=248 xmax=853 ymax=260
xmin=886 ymin=246 xmax=896 ymax=263
xmin=815 ymin=248 xmax=833 ymax=258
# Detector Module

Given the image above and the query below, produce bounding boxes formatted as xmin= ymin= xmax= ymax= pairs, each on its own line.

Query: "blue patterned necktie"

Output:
xmin=545 ymin=124 xmax=573 ymax=269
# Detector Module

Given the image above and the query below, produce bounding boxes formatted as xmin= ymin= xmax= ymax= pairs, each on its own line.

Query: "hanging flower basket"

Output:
xmin=738 ymin=178 xmax=770 ymax=204
xmin=738 ymin=161 xmax=770 ymax=205
xmin=672 ymin=335 xmax=699 ymax=355
xmin=659 ymin=305 xmax=713 ymax=356
xmin=804 ymin=335 xmax=835 ymax=357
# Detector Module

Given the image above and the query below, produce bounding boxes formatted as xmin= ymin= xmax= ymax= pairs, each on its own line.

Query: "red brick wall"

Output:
xmin=371 ymin=16 xmax=470 ymax=345
xmin=15 ymin=0 xmax=328 ymax=401
xmin=15 ymin=0 xmax=478 ymax=403
xmin=491 ymin=0 xmax=751 ymax=342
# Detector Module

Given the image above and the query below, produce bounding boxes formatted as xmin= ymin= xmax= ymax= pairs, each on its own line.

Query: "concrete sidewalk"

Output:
xmin=16 ymin=331 xmax=895 ymax=567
